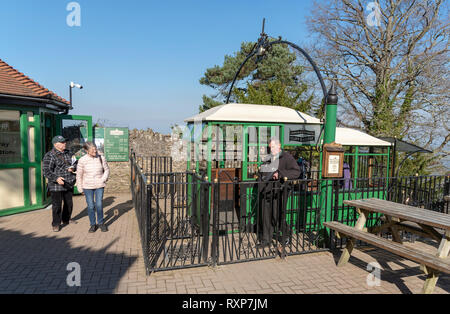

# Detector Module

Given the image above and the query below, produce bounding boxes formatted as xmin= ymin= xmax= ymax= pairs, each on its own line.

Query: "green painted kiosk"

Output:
xmin=185 ymin=103 xmax=392 ymax=183
xmin=0 ymin=59 xmax=92 ymax=217
xmin=184 ymin=103 xmax=393 ymax=234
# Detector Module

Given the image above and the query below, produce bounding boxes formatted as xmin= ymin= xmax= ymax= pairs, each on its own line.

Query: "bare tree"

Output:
xmin=306 ymin=0 xmax=449 ymax=173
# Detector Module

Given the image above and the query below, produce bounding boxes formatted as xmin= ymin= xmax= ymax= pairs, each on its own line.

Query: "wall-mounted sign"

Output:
xmin=94 ymin=127 xmax=129 ymax=162
xmin=322 ymin=142 xmax=344 ymax=178
xmin=328 ymin=155 xmax=340 ymax=174
xmin=110 ymin=129 xmax=124 ymax=136
xmin=284 ymin=124 xmax=321 ymax=146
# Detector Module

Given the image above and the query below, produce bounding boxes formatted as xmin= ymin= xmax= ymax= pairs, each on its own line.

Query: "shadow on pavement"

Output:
xmin=104 ymin=200 xmax=134 ymax=227
xmin=329 ymin=246 xmax=450 ymax=294
xmin=0 ymin=227 xmax=138 ymax=294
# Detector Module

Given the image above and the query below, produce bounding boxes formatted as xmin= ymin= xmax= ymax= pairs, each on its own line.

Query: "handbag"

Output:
xmin=99 ymin=155 xmax=105 ymax=173
xmin=63 ymin=180 xmax=74 ymax=190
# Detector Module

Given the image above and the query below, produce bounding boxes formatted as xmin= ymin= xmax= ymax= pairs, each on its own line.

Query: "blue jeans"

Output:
xmin=84 ymin=188 xmax=104 ymax=226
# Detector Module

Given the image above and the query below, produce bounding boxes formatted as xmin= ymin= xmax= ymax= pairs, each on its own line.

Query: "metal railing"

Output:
xmin=134 ymin=154 xmax=173 ymax=175
xmin=130 ymin=154 xmax=152 ymax=275
xmin=131 ymin=154 xmax=450 ymax=273
xmin=387 ymin=175 xmax=449 ymax=214
xmin=131 ymin=154 xmax=212 ymax=273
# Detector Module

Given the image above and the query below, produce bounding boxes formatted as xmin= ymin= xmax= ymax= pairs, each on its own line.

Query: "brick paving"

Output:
xmin=0 ymin=193 xmax=448 ymax=294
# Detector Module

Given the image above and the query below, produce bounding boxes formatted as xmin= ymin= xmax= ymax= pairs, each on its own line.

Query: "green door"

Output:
xmin=55 ymin=115 xmax=93 ymax=194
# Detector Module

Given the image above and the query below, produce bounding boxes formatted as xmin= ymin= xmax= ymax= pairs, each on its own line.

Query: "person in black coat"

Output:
xmin=257 ymin=138 xmax=301 ymax=249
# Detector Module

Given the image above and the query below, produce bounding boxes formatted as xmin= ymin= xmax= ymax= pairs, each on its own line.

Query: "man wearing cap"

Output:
xmin=257 ymin=138 xmax=301 ymax=251
xmin=43 ymin=136 xmax=77 ymax=232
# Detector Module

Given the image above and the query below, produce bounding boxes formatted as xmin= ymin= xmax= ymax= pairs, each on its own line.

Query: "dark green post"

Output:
xmin=324 ymin=82 xmax=338 ymax=144
xmin=320 ymin=82 xmax=338 ymax=246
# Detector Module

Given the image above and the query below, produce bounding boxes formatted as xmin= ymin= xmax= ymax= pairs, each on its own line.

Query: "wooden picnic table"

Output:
xmin=324 ymin=198 xmax=450 ymax=294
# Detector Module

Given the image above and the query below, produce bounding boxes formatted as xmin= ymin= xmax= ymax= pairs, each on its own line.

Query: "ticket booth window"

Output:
xmin=211 ymin=124 xmax=243 ymax=169
xmin=0 ymin=110 xmax=21 ymax=164
xmin=245 ymin=125 xmax=280 ymax=180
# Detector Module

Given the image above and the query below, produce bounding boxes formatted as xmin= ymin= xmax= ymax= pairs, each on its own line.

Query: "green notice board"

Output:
xmin=95 ymin=127 xmax=129 ymax=161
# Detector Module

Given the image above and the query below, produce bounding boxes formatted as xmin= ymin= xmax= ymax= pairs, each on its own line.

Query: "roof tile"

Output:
xmin=0 ymin=59 xmax=69 ymax=105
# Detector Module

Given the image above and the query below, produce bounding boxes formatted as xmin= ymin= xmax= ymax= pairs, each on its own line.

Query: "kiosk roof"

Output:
xmin=334 ymin=128 xmax=392 ymax=147
xmin=185 ymin=103 xmax=321 ymax=124
xmin=185 ymin=104 xmax=392 ymax=147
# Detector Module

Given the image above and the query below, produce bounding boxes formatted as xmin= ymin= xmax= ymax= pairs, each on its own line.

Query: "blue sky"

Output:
xmin=1 ymin=0 xmax=316 ymax=133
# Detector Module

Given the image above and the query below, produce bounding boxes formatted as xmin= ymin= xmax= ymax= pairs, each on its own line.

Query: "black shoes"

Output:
xmin=89 ymin=224 xmax=108 ymax=233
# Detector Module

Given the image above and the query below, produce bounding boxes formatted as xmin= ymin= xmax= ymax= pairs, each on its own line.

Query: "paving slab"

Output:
xmin=0 ymin=193 xmax=448 ymax=294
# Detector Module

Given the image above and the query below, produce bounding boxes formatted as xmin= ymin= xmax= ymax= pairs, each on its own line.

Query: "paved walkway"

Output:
xmin=0 ymin=193 xmax=448 ymax=294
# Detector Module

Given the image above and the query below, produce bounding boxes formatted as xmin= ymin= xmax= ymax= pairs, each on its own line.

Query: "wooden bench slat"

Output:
xmin=347 ymin=199 xmax=450 ymax=221
xmin=345 ymin=198 xmax=449 ymax=216
xmin=343 ymin=199 xmax=450 ymax=231
xmin=324 ymin=221 xmax=450 ymax=274
xmin=362 ymin=199 xmax=450 ymax=220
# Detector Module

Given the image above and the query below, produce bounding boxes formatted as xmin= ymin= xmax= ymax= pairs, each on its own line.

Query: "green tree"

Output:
xmin=396 ymin=153 xmax=436 ymax=177
xmin=199 ymin=40 xmax=313 ymax=113
xmin=307 ymin=0 xmax=449 ymax=175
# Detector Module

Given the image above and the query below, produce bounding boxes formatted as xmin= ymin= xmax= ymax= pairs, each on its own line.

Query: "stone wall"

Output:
xmin=130 ymin=128 xmax=173 ymax=157
xmin=105 ymin=129 xmax=187 ymax=193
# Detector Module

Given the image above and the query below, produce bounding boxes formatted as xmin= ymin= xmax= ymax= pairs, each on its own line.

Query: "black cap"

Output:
xmin=52 ymin=136 xmax=67 ymax=145
xmin=326 ymin=81 xmax=338 ymax=105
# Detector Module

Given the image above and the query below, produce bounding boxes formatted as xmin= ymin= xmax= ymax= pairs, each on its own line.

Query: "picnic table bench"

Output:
xmin=324 ymin=198 xmax=450 ymax=294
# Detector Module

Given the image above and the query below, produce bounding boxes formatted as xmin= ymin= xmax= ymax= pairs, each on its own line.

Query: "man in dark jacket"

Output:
xmin=43 ymin=136 xmax=77 ymax=232
xmin=257 ymin=138 xmax=301 ymax=248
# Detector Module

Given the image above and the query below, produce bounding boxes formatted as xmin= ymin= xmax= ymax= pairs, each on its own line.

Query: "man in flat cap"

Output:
xmin=43 ymin=136 xmax=77 ymax=232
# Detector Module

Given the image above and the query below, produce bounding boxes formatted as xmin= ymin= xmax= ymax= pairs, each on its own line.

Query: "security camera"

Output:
xmin=70 ymin=82 xmax=83 ymax=89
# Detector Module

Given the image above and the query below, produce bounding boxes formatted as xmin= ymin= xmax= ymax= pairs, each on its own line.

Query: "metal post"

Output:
xmin=210 ymin=179 xmax=219 ymax=267
xmin=392 ymin=138 xmax=397 ymax=177
xmin=323 ymin=82 xmax=338 ymax=144
xmin=321 ymin=82 xmax=338 ymax=243
xmin=145 ymin=184 xmax=152 ymax=275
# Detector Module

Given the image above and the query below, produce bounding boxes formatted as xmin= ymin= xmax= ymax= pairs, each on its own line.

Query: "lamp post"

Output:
xmin=225 ymin=18 xmax=328 ymax=105
xmin=324 ymin=82 xmax=338 ymax=144
xmin=225 ymin=19 xmax=338 ymax=150
xmin=225 ymin=19 xmax=337 ymax=146
xmin=226 ymin=19 xmax=338 ymax=244
xmin=69 ymin=81 xmax=83 ymax=109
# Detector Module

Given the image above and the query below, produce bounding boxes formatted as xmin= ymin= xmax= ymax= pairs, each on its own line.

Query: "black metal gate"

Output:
xmin=209 ymin=179 xmax=328 ymax=267
xmin=132 ymin=156 xmax=329 ymax=273
xmin=132 ymin=156 xmax=213 ymax=273
xmin=131 ymin=154 xmax=450 ymax=274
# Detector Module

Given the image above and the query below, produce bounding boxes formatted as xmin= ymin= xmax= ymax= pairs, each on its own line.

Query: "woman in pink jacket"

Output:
xmin=76 ymin=142 xmax=110 ymax=233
